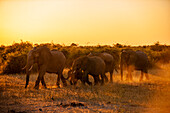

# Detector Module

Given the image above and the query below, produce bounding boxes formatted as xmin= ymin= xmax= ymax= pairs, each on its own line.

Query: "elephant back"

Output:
xmin=50 ymin=50 xmax=66 ymax=65
xmin=135 ymin=50 xmax=149 ymax=69
xmin=45 ymin=50 xmax=66 ymax=72
xmin=88 ymin=56 xmax=105 ymax=75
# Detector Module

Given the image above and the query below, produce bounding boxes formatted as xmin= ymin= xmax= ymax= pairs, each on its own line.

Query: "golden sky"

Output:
xmin=0 ymin=0 xmax=170 ymax=46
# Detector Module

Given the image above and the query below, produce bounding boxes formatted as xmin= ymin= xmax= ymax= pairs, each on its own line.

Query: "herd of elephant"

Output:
xmin=23 ymin=46 xmax=149 ymax=89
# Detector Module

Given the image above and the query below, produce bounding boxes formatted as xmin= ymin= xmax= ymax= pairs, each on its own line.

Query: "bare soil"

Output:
xmin=0 ymin=66 xmax=170 ymax=113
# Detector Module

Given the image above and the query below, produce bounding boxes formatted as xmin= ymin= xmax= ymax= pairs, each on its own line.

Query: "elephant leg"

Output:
xmin=129 ymin=71 xmax=133 ymax=81
xmin=126 ymin=73 xmax=129 ymax=81
xmin=34 ymin=76 xmax=40 ymax=89
xmin=110 ymin=71 xmax=113 ymax=83
xmin=56 ymin=74 xmax=60 ymax=87
xmin=34 ymin=75 xmax=44 ymax=89
xmin=70 ymin=80 xmax=73 ymax=85
xmin=140 ymin=71 xmax=144 ymax=81
xmin=86 ymin=79 xmax=92 ymax=86
xmin=100 ymin=74 xmax=105 ymax=85
xmin=25 ymin=74 xmax=30 ymax=88
xmin=94 ymin=75 xmax=100 ymax=85
xmin=103 ymin=74 xmax=108 ymax=83
xmin=56 ymin=73 xmax=67 ymax=87
xmin=41 ymin=76 xmax=47 ymax=89
xmin=34 ymin=66 xmax=46 ymax=89
xmin=126 ymin=67 xmax=129 ymax=81
xmin=126 ymin=66 xmax=133 ymax=81
xmin=129 ymin=66 xmax=133 ymax=81
xmin=73 ymin=79 xmax=78 ymax=85
xmin=70 ymin=75 xmax=76 ymax=85
xmin=82 ymin=71 xmax=88 ymax=85
xmin=61 ymin=73 xmax=67 ymax=87
xmin=144 ymin=70 xmax=149 ymax=80
xmin=83 ymin=74 xmax=91 ymax=86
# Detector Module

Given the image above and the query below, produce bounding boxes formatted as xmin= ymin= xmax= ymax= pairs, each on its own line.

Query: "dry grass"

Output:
xmin=0 ymin=66 xmax=170 ymax=113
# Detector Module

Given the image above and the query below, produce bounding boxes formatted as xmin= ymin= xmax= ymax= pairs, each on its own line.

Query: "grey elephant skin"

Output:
xmin=23 ymin=46 xmax=67 ymax=89
xmin=66 ymin=69 xmax=84 ymax=85
xmin=88 ymin=52 xmax=117 ymax=82
xmin=71 ymin=56 xmax=106 ymax=85
xmin=120 ymin=49 xmax=149 ymax=81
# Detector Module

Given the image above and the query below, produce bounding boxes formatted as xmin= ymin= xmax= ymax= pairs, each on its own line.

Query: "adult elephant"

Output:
xmin=70 ymin=56 xmax=106 ymax=85
xmin=88 ymin=52 xmax=117 ymax=82
xmin=23 ymin=46 xmax=67 ymax=89
xmin=120 ymin=49 xmax=149 ymax=81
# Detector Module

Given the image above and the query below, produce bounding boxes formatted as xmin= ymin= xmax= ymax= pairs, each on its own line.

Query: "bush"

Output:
xmin=3 ymin=53 xmax=27 ymax=74
xmin=0 ymin=41 xmax=170 ymax=74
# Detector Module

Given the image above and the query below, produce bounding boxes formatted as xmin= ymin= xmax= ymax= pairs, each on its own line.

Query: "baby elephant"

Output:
xmin=66 ymin=69 xmax=85 ymax=85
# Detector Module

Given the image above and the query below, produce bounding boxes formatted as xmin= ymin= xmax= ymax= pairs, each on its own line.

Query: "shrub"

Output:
xmin=0 ymin=41 xmax=170 ymax=74
xmin=3 ymin=53 xmax=27 ymax=74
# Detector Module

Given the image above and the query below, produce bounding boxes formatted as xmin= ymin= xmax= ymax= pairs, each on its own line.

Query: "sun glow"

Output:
xmin=0 ymin=0 xmax=170 ymax=46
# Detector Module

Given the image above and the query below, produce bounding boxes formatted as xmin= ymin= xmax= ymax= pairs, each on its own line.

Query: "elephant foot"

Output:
xmin=87 ymin=82 xmax=92 ymax=86
xmin=105 ymin=78 xmax=109 ymax=83
xmin=42 ymin=85 xmax=47 ymax=89
xmin=101 ymin=82 xmax=104 ymax=86
xmin=25 ymin=85 xmax=28 ymax=89
xmin=70 ymin=81 xmax=73 ymax=85
xmin=63 ymin=82 xmax=67 ymax=87
xmin=56 ymin=83 xmax=60 ymax=88
xmin=34 ymin=85 xmax=39 ymax=90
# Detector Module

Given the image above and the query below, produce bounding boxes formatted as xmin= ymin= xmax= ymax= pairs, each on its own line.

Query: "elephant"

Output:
xmin=23 ymin=46 xmax=67 ymax=89
xmin=120 ymin=49 xmax=149 ymax=81
xmin=66 ymin=69 xmax=84 ymax=85
xmin=88 ymin=52 xmax=118 ymax=82
xmin=71 ymin=56 xmax=106 ymax=85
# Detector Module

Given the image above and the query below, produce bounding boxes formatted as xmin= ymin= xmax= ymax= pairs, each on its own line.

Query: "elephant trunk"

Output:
xmin=24 ymin=64 xmax=33 ymax=88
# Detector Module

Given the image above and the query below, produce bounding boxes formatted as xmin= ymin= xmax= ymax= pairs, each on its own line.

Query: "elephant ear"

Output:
xmin=127 ymin=51 xmax=137 ymax=65
xmin=31 ymin=49 xmax=39 ymax=63
xmin=39 ymin=47 xmax=52 ymax=65
xmin=34 ymin=52 xmax=39 ymax=57
xmin=81 ymin=56 xmax=89 ymax=70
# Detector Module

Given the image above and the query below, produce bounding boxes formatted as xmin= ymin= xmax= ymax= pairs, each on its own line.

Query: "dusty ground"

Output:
xmin=0 ymin=65 xmax=170 ymax=113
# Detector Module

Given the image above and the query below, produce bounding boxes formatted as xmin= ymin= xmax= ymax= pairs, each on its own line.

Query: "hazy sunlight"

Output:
xmin=0 ymin=0 xmax=170 ymax=46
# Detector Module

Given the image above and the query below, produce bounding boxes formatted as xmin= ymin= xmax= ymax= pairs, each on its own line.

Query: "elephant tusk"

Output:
xmin=28 ymin=65 xmax=33 ymax=71
xmin=73 ymin=70 xmax=76 ymax=74
xmin=22 ymin=66 xmax=26 ymax=70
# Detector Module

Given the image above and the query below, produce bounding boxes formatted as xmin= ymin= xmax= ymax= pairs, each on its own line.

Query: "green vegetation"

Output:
xmin=0 ymin=41 xmax=170 ymax=74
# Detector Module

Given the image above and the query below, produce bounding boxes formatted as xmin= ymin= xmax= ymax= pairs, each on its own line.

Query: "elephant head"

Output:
xmin=23 ymin=46 xmax=52 ymax=88
xmin=66 ymin=69 xmax=84 ymax=85
xmin=71 ymin=56 xmax=106 ymax=85
xmin=72 ymin=56 xmax=89 ymax=71
xmin=120 ymin=49 xmax=137 ymax=80
xmin=71 ymin=56 xmax=94 ymax=85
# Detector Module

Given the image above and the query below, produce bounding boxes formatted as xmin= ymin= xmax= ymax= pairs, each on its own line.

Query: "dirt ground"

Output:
xmin=0 ymin=65 xmax=170 ymax=113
